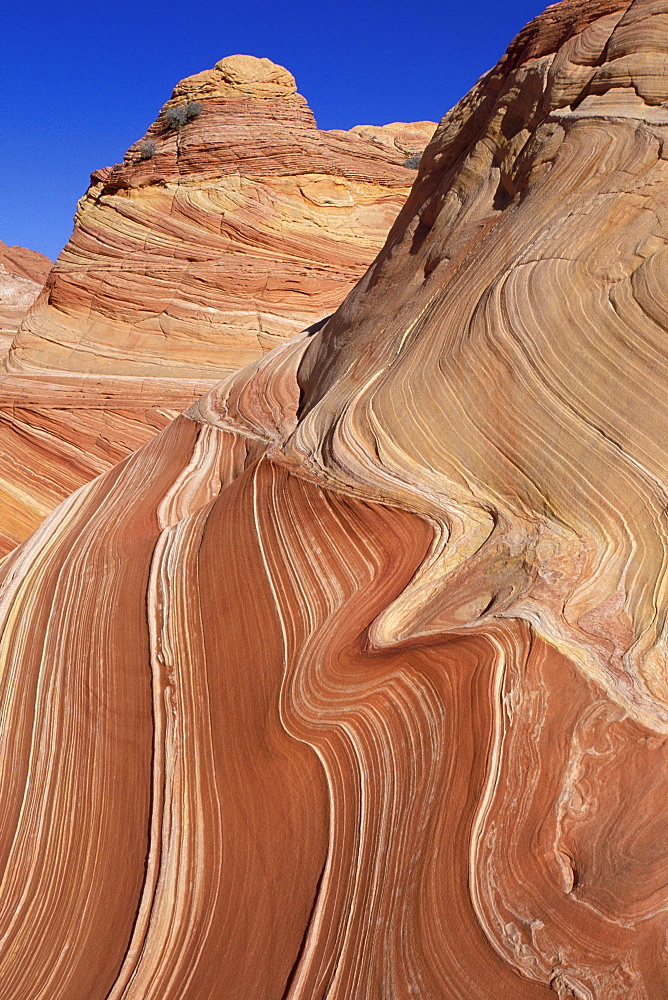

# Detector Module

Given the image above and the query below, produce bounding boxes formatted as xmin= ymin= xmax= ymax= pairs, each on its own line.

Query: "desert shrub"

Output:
xmin=404 ymin=153 xmax=422 ymax=169
xmin=164 ymin=102 xmax=203 ymax=130
xmin=138 ymin=139 xmax=157 ymax=160
xmin=164 ymin=106 xmax=189 ymax=130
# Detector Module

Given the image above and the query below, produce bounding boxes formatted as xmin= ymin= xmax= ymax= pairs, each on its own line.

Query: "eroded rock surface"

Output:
xmin=0 ymin=372 xmax=211 ymax=554
xmin=2 ymin=2 xmax=668 ymax=998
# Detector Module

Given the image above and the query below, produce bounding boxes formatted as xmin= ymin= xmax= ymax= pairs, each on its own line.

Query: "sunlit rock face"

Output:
xmin=0 ymin=242 xmax=51 ymax=356
xmin=7 ymin=54 xmax=434 ymax=379
xmin=0 ymin=56 xmax=432 ymax=557
xmin=3 ymin=2 xmax=668 ymax=998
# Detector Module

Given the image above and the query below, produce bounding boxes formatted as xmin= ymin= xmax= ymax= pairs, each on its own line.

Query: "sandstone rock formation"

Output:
xmin=0 ymin=56 xmax=432 ymax=558
xmin=0 ymin=242 xmax=51 ymax=356
xmin=8 ymin=55 xmax=434 ymax=379
xmin=3 ymin=1 xmax=668 ymax=997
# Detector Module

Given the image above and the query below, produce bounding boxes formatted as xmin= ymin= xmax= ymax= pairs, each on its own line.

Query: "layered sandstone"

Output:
xmin=0 ymin=372 xmax=212 ymax=554
xmin=0 ymin=57 xmax=432 ymax=556
xmin=8 ymin=54 xmax=433 ymax=378
xmin=0 ymin=242 xmax=51 ymax=356
xmin=3 ymin=2 xmax=668 ymax=998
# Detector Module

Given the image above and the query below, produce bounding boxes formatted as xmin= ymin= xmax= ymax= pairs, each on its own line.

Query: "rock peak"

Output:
xmin=171 ymin=53 xmax=299 ymax=102
xmin=215 ymin=54 xmax=297 ymax=93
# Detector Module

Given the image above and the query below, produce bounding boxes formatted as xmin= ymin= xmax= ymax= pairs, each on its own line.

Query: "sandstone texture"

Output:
xmin=0 ymin=57 xmax=432 ymax=556
xmin=3 ymin=2 xmax=668 ymax=997
xmin=0 ymin=242 xmax=51 ymax=356
xmin=7 ymin=54 xmax=434 ymax=379
xmin=0 ymin=373 xmax=212 ymax=555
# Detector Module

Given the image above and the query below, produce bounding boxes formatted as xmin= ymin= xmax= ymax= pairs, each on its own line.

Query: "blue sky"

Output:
xmin=3 ymin=0 xmax=547 ymax=260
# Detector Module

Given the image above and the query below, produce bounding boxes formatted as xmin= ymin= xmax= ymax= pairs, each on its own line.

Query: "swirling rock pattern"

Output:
xmin=2 ymin=1 xmax=668 ymax=997
xmin=8 ymin=55 xmax=434 ymax=379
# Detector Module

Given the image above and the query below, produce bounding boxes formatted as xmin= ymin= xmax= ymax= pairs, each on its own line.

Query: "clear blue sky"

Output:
xmin=3 ymin=0 xmax=547 ymax=260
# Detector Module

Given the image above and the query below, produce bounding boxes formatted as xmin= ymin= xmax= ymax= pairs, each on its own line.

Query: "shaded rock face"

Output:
xmin=4 ymin=3 xmax=668 ymax=998
xmin=0 ymin=242 xmax=51 ymax=355
xmin=8 ymin=54 xmax=434 ymax=378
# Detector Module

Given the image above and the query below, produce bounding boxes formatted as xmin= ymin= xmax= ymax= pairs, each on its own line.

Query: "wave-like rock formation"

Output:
xmin=0 ymin=242 xmax=51 ymax=356
xmin=8 ymin=55 xmax=433 ymax=378
xmin=2 ymin=1 xmax=668 ymax=996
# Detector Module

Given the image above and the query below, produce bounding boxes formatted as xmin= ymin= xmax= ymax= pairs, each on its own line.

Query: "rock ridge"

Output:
xmin=0 ymin=241 xmax=51 ymax=355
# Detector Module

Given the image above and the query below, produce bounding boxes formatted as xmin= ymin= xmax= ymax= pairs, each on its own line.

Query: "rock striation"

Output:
xmin=0 ymin=242 xmax=51 ymax=356
xmin=0 ymin=372 xmax=212 ymax=555
xmin=8 ymin=55 xmax=434 ymax=379
xmin=3 ymin=2 xmax=668 ymax=998
xmin=0 ymin=57 xmax=432 ymax=556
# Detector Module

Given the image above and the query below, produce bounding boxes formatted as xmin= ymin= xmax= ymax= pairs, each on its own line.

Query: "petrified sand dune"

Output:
xmin=8 ymin=54 xmax=433 ymax=379
xmin=0 ymin=56 xmax=432 ymax=558
xmin=3 ymin=0 xmax=668 ymax=997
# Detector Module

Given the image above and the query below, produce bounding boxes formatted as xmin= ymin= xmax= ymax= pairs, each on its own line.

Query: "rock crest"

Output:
xmin=172 ymin=54 xmax=300 ymax=101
